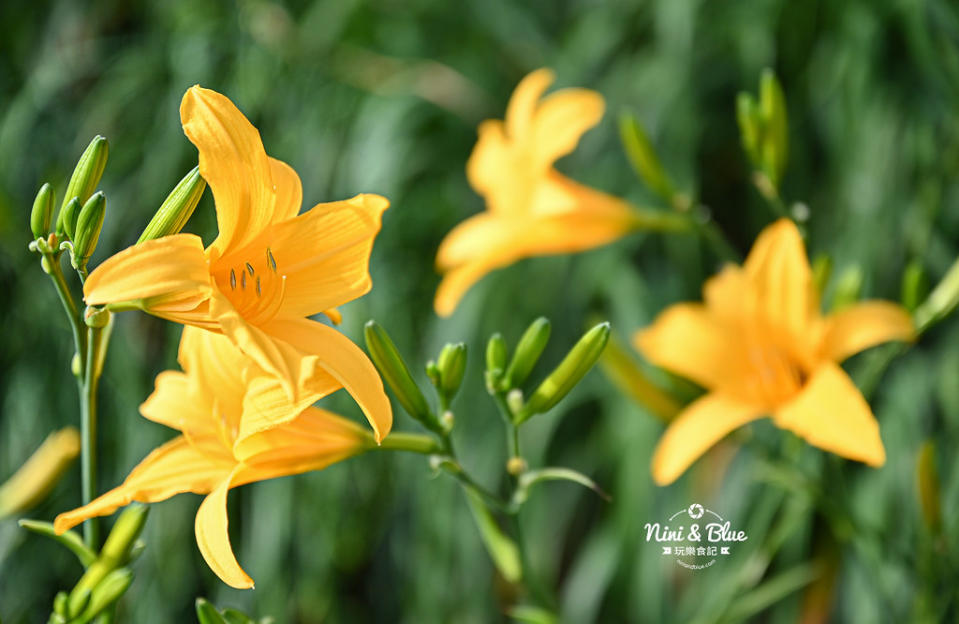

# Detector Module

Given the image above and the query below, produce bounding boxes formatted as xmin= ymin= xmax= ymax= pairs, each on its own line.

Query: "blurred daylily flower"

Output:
xmin=635 ymin=219 xmax=914 ymax=485
xmin=83 ymin=86 xmax=390 ymax=441
xmin=55 ymin=327 xmax=375 ymax=589
xmin=435 ymin=68 xmax=658 ymax=317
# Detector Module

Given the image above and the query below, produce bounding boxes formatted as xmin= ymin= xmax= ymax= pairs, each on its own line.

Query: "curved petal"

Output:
xmin=178 ymin=326 xmax=249 ymax=425
xmin=819 ymin=301 xmax=915 ymax=363
xmin=466 ymin=120 xmax=532 ymax=214
xmin=235 ymin=369 xmax=338 ymax=444
xmin=651 ymin=393 xmax=764 ymax=485
xmin=434 ymin=253 xmax=517 ymax=318
xmin=268 ymin=194 xmax=388 ymax=319
xmin=531 ymin=87 xmax=604 ymax=169
xmin=743 ymin=219 xmax=818 ymax=341
xmin=772 ymin=362 xmax=885 ymax=466
xmin=195 ymin=468 xmax=253 ymax=589
xmin=139 ymin=371 xmax=215 ymax=436
xmin=435 ymin=213 xmax=519 ymax=270
xmin=235 ymin=406 xmax=368 ymax=467
xmin=83 ymin=234 xmax=210 ymax=307
xmin=263 ymin=318 xmax=392 ymax=442
xmin=634 ymin=303 xmax=744 ymax=391
xmin=180 ymin=86 xmax=275 ymax=260
xmin=505 ymin=68 xmax=554 ymax=140
xmin=54 ymin=435 xmax=233 ymax=534
xmin=269 ymin=157 xmax=302 ymax=222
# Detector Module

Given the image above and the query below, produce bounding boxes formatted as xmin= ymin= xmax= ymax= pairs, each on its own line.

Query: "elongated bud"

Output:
xmin=0 ymin=428 xmax=80 ymax=518
xmin=425 ymin=359 xmax=441 ymax=387
xmin=516 ymin=322 xmax=610 ymax=424
xmin=811 ymin=253 xmax=832 ymax=296
xmin=915 ymin=256 xmax=959 ymax=333
xmin=59 ymin=197 xmax=81 ymax=241
xmin=76 ymin=568 xmax=133 ymax=621
xmin=196 ymin=598 xmax=229 ymax=624
xmin=502 ymin=317 xmax=550 ymax=390
xmin=485 ymin=333 xmax=508 ymax=392
xmin=73 ymin=192 xmax=106 ymax=261
xmin=137 ymin=166 xmax=207 ymax=243
xmin=31 ymin=183 xmax=55 ymax=239
xmin=759 ymin=69 xmax=788 ymax=186
xmin=437 ymin=342 xmax=467 ymax=404
xmin=58 ymin=135 xmax=108 ymax=228
xmin=736 ymin=92 xmax=761 ymax=167
xmin=830 ymin=265 xmax=863 ymax=312
xmin=364 ymin=321 xmax=436 ymax=429
xmin=901 ymin=259 xmax=928 ymax=313
xmin=69 ymin=504 xmax=148 ymax=614
xmin=53 ymin=591 xmax=69 ymax=617
xmin=917 ymin=441 xmax=942 ymax=534
xmin=618 ymin=113 xmax=675 ymax=202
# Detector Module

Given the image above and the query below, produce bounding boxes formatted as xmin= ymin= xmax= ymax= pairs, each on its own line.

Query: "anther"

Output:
xmin=266 ymin=247 xmax=277 ymax=273
xmin=256 ymin=276 xmax=262 ymax=297
xmin=245 ymin=262 xmax=255 ymax=276
xmin=229 ymin=269 xmax=236 ymax=290
xmin=241 ymin=272 xmax=247 ymax=289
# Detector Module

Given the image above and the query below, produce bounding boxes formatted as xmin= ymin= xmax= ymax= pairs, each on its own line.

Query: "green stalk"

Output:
xmin=376 ymin=432 xmax=443 ymax=455
xmin=44 ymin=254 xmax=86 ymax=364
xmin=81 ymin=324 xmax=105 ymax=548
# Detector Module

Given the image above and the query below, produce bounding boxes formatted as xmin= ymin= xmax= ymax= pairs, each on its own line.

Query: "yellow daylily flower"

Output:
xmin=55 ymin=327 xmax=375 ymax=589
xmin=634 ymin=219 xmax=915 ymax=485
xmin=83 ymin=86 xmax=391 ymax=441
xmin=434 ymin=68 xmax=640 ymax=317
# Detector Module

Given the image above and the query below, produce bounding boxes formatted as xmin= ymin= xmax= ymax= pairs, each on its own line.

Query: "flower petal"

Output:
xmin=263 ymin=318 xmax=393 ymax=442
xmin=139 ymin=371 xmax=215 ymax=436
xmin=435 ymin=213 xmax=518 ymax=271
xmin=434 ymin=253 xmax=517 ymax=318
xmin=83 ymin=234 xmax=210 ymax=307
xmin=819 ymin=301 xmax=915 ymax=363
xmin=505 ymin=68 xmax=554 ymax=140
xmin=466 ymin=120 xmax=532 ymax=215
xmin=177 ymin=326 xmax=250 ymax=427
xmin=236 ymin=369 xmax=338 ymax=444
xmin=234 ymin=406 xmax=368 ymax=467
xmin=180 ymin=86 xmax=276 ymax=260
xmin=651 ymin=393 xmax=764 ymax=485
xmin=194 ymin=468 xmax=254 ymax=589
xmin=268 ymin=194 xmax=389 ymax=319
xmin=634 ymin=303 xmax=743 ymax=391
xmin=54 ymin=435 xmax=233 ymax=534
xmin=743 ymin=218 xmax=818 ymax=341
xmin=773 ymin=362 xmax=885 ymax=466
xmin=269 ymin=157 xmax=302 ymax=222
xmin=531 ymin=87 xmax=604 ymax=169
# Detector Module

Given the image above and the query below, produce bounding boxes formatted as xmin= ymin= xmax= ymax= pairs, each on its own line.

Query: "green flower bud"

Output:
xmin=425 ymin=359 xmax=441 ymax=387
xmin=76 ymin=568 xmax=133 ymax=622
xmin=502 ymin=317 xmax=550 ymax=390
xmin=516 ymin=322 xmax=611 ymax=424
xmin=759 ymin=69 xmax=788 ymax=186
xmin=69 ymin=504 xmax=148 ymax=614
xmin=811 ymin=253 xmax=832 ymax=296
xmin=60 ymin=136 xmax=108 ymax=213
xmin=364 ymin=321 xmax=436 ymax=429
xmin=196 ymin=598 xmax=229 ymax=624
xmin=73 ymin=192 xmax=106 ymax=261
xmin=59 ymin=197 xmax=81 ymax=241
xmin=137 ymin=166 xmax=207 ymax=243
xmin=67 ymin=588 xmax=91 ymax=619
xmin=437 ymin=342 xmax=467 ymax=403
xmin=31 ymin=183 xmax=55 ymax=239
xmin=736 ymin=92 xmax=761 ymax=167
xmin=830 ymin=265 xmax=863 ymax=312
xmin=53 ymin=591 xmax=69 ymax=616
xmin=915 ymin=256 xmax=959 ymax=333
xmin=618 ymin=113 xmax=675 ymax=202
xmin=901 ymin=259 xmax=928 ymax=313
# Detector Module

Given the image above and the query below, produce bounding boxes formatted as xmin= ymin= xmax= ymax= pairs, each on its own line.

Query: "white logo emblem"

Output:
xmin=644 ymin=503 xmax=747 ymax=570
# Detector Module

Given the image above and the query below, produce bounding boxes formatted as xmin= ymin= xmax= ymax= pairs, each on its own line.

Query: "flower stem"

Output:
xmin=43 ymin=254 xmax=86 ymax=363
xmin=376 ymin=432 xmax=443 ymax=455
xmin=80 ymin=324 xmax=105 ymax=549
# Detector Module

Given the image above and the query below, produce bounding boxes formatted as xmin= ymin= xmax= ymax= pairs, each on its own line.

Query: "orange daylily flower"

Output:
xmin=55 ymin=327 xmax=375 ymax=589
xmin=434 ymin=68 xmax=642 ymax=317
xmin=634 ymin=219 xmax=915 ymax=485
xmin=84 ymin=86 xmax=391 ymax=441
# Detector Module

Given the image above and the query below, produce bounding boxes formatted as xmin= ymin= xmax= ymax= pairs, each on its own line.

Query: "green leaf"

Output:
xmin=618 ymin=112 xmax=675 ymax=202
xmin=195 ymin=599 xmax=228 ymax=624
xmin=463 ymin=489 xmax=521 ymax=583
xmin=507 ymin=605 xmax=558 ymax=624
xmin=513 ymin=468 xmax=610 ymax=507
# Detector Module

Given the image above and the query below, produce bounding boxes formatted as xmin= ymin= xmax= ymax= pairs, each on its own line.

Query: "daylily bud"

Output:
xmin=69 ymin=504 xmax=148 ymax=614
xmin=759 ymin=69 xmax=788 ymax=186
xmin=364 ymin=321 xmax=436 ymax=429
xmin=915 ymin=256 xmax=959 ymax=333
xmin=502 ymin=317 xmax=550 ymax=390
xmin=736 ymin=92 xmax=761 ymax=167
xmin=901 ymin=259 xmax=928 ymax=313
xmin=30 ymin=183 xmax=55 ymax=239
xmin=437 ymin=342 xmax=467 ymax=404
xmin=0 ymin=428 xmax=80 ymax=518
xmin=831 ymin=265 xmax=863 ymax=312
xmin=485 ymin=333 xmax=507 ymax=391
xmin=425 ymin=359 xmax=441 ymax=387
xmin=73 ymin=192 xmax=106 ymax=262
xmin=53 ymin=591 xmax=69 ymax=617
xmin=440 ymin=410 xmax=454 ymax=433
xmin=84 ymin=305 xmax=111 ymax=329
xmin=59 ymin=197 xmax=81 ymax=241
xmin=137 ymin=166 xmax=207 ymax=243
xmin=195 ymin=598 xmax=229 ymax=624
xmin=516 ymin=322 xmax=610 ymax=424
xmin=58 ymin=135 xmax=108 ymax=224
xmin=506 ymin=456 xmax=527 ymax=476
xmin=75 ymin=568 xmax=133 ymax=621
xmin=811 ymin=253 xmax=832 ymax=296
xmin=506 ymin=389 xmax=524 ymax=415
xmin=618 ymin=113 xmax=675 ymax=202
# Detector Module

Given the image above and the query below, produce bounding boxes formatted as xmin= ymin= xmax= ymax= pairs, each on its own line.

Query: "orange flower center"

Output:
xmin=214 ymin=247 xmax=287 ymax=325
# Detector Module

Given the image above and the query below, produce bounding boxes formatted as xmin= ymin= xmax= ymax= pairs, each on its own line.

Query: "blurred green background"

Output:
xmin=2 ymin=0 xmax=959 ymax=622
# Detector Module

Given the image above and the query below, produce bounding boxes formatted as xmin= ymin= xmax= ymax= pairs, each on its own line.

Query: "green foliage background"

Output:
xmin=1 ymin=0 xmax=958 ymax=622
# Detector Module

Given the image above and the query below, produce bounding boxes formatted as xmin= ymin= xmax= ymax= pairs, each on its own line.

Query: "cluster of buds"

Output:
xmin=736 ymin=69 xmax=789 ymax=198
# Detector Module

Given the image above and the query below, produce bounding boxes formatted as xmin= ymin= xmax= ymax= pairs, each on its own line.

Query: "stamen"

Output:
xmin=229 ymin=269 xmax=236 ymax=290
xmin=245 ymin=262 xmax=255 ymax=276
xmin=241 ymin=271 xmax=247 ymax=289
xmin=256 ymin=276 xmax=262 ymax=297
xmin=266 ymin=247 xmax=277 ymax=272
